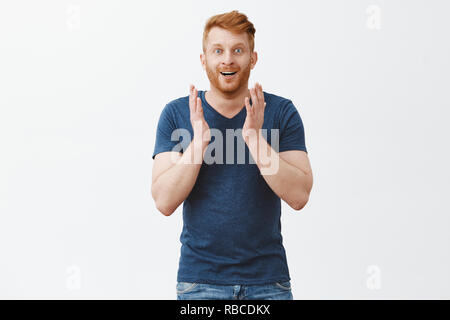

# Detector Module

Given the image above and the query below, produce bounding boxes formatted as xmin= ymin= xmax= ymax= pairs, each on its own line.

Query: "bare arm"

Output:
xmin=151 ymin=140 xmax=208 ymax=216
xmin=245 ymin=132 xmax=313 ymax=210
xmin=151 ymin=85 xmax=211 ymax=216
xmin=242 ymin=83 xmax=313 ymax=211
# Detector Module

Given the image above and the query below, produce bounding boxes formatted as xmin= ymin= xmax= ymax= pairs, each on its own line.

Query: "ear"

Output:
xmin=250 ymin=51 xmax=258 ymax=70
xmin=200 ymin=53 xmax=206 ymax=70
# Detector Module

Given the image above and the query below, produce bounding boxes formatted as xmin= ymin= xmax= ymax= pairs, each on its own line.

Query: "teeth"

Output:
xmin=221 ymin=72 xmax=236 ymax=75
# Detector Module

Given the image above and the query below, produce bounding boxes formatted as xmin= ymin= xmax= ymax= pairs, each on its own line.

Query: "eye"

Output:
xmin=235 ymin=48 xmax=242 ymax=53
xmin=214 ymin=48 xmax=222 ymax=54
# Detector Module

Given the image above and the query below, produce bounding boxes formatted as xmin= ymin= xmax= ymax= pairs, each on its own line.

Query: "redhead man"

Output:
xmin=151 ymin=10 xmax=313 ymax=300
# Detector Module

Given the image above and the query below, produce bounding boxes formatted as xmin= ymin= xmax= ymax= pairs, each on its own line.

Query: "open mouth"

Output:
xmin=220 ymin=71 xmax=238 ymax=77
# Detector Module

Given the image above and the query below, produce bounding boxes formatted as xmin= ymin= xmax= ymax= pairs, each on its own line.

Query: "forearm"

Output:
xmin=245 ymin=132 xmax=311 ymax=210
xmin=152 ymin=138 xmax=208 ymax=215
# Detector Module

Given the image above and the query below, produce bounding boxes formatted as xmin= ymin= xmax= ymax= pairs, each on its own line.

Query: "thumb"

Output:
xmin=244 ymin=97 xmax=252 ymax=114
xmin=197 ymin=97 xmax=203 ymax=113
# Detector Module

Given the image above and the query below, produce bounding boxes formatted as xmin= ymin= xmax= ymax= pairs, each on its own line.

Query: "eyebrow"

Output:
xmin=211 ymin=42 xmax=246 ymax=47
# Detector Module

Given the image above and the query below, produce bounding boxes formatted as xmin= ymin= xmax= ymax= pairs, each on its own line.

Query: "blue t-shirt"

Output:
xmin=152 ymin=90 xmax=307 ymax=285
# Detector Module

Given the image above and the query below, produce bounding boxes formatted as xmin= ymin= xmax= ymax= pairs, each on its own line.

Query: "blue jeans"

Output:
xmin=176 ymin=281 xmax=293 ymax=300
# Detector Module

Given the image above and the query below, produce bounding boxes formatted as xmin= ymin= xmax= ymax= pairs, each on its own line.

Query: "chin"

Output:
xmin=220 ymin=78 xmax=245 ymax=90
xmin=219 ymin=84 xmax=241 ymax=93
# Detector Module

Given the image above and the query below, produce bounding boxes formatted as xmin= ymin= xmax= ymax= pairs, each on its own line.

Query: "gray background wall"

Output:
xmin=0 ymin=0 xmax=449 ymax=299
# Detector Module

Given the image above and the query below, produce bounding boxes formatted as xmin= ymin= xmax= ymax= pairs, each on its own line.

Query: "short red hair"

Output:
xmin=202 ymin=10 xmax=256 ymax=53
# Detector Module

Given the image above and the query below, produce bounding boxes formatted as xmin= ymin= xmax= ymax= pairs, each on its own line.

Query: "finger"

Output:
xmin=244 ymin=96 xmax=252 ymax=116
xmin=193 ymin=87 xmax=198 ymax=112
xmin=196 ymin=97 xmax=203 ymax=114
xmin=256 ymin=83 xmax=264 ymax=105
xmin=255 ymin=83 xmax=263 ymax=108
xmin=253 ymin=84 xmax=259 ymax=108
xmin=189 ymin=84 xmax=195 ymax=112
xmin=250 ymin=87 xmax=259 ymax=109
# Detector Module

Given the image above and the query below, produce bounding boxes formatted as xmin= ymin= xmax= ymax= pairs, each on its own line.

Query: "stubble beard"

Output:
xmin=205 ymin=59 xmax=251 ymax=96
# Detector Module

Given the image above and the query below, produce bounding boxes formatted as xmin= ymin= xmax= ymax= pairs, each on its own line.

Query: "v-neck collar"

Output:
xmin=201 ymin=90 xmax=250 ymax=121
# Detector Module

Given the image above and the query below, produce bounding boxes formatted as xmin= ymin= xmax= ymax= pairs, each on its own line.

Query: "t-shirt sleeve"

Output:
xmin=278 ymin=100 xmax=308 ymax=153
xmin=152 ymin=104 xmax=182 ymax=160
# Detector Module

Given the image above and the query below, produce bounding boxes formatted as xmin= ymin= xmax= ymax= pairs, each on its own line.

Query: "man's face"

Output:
xmin=201 ymin=27 xmax=257 ymax=95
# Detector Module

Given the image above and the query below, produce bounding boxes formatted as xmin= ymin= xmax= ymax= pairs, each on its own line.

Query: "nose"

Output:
xmin=221 ymin=50 xmax=235 ymax=66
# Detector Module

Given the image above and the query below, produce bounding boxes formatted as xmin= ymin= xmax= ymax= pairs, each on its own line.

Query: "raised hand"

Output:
xmin=242 ymin=82 xmax=266 ymax=141
xmin=189 ymin=84 xmax=211 ymax=144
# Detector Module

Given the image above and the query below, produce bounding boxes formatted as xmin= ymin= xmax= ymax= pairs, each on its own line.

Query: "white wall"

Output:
xmin=0 ymin=0 xmax=449 ymax=299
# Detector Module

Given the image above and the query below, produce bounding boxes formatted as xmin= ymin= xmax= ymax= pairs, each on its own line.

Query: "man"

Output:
xmin=151 ymin=10 xmax=313 ymax=300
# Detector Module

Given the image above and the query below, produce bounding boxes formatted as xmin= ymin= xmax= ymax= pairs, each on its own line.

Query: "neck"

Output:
xmin=205 ymin=85 xmax=251 ymax=112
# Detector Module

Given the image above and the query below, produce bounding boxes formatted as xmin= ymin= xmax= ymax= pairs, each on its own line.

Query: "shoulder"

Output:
xmin=159 ymin=94 xmax=191 ymax=123
xmin=264 ymin=90 xmax=296 ymax=107
xmin=263 ymin=91 xmax=299 ymax=119
xmin=165 ymin=94 xmax=190 ymax=113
